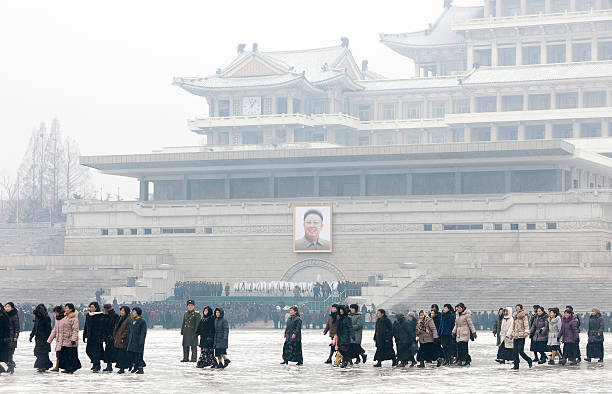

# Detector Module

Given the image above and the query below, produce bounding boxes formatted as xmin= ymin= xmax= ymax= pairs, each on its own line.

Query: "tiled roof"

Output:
xmin=358 ymin=76 xmax=460 ymax=91
xmin=175 ymin=74 xmax=303 ymax=89
xmin=463 ymin=61 xmax=612 ymax=84
xmin=380 ymin=6 xmax=483 ymax=49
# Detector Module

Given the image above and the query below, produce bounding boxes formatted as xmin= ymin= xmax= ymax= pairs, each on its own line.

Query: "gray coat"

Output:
xmin=547 ymin=316 xmax=561 ymax=347
xmin=588 ymin=310 xmax=605 ymax=343
xmin=213 ymin=309 xmax=229 ymax=349
xmin=529 ymin=314 xmax=549 ymax=342
xmin=452 ymin=309 xmax=476 ymax=343
xmin=348 ymin=312 xmax=363 ymax=345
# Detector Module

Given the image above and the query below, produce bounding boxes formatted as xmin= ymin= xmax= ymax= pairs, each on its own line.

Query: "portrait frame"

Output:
xmin=293 ymin=204 xmax=333 ymax=253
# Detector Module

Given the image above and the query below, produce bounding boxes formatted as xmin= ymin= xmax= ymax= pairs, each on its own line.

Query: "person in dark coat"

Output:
xmin=322 ymin=304 xmax=338 ymax=364
xmin=529 ymin=306 xmax=549 ymax=364
xmin=4 ymin=302 xmax=19 ymax=374
xmin=558 ymin=309 xmax=580 ymax=365
xmin=84 ymin=301 xmax=105 ymax=372
xmin=213 ymin=308 xmax=230 ymax=368
xmin=393 ymin=313 xmax=416 ymax=367
xmin=30 ymin=304 xmax=53 ymax=372
xmin=127 ymin=307 xmax=147 ymax=374
xmin=113 ymin=306 xmax=131 ymax=373
xmin=102 ymin=304 xmax=119 ymax=372
xmin=335 ymin=305 xmax=354 ymax=368
xmin=373 ymin=309 xmax=396 ymax=367
xmin=0 ymin=303 xmax=10 ymax=373
xmin=281 ymin=306 xmax=303 ymax=365
xmin=439 ymin=304 xmax=457 ymax=365
xmin=196 ymin=306 xmax=216 ymax=368
xmin=585 ymin=307 xmax=605 ymax=362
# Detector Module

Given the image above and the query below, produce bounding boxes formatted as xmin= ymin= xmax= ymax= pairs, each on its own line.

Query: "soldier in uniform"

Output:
xmin=181 ymin=300 xmax=200 ymax=362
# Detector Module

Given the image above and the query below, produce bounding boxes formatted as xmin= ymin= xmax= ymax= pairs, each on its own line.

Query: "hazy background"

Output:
xmin=0 ymin=0 xmax=483 ymax=200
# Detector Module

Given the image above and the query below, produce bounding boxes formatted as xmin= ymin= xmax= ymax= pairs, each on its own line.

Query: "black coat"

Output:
xmin=588 ymin=313 xmax=605 ymax=343
xmin=30 ymin=310 xmax=52 ymax=354
xmin=374 ymin=315 xmax=393 ymax=347
xmin=84 ymin=312 xmax=106 ymax=344
xmin=127 ymin=317 xmax=147 ymax=353
xmin=196 ymin=316 xmax=215 ymax=348
xmin=284 ymin=315 xmax=302 ymax=342
xmin=7 ymin=309 xmax=19 ymax=349
xmin=104 ymin=310 xmax=120 ymax=342
xmin=0 ymin=312 xmax=9 ymax=362
xmin=393 ymin=315 xmax=416 ymax=345
xmin=336 ymin=315 xmax=353 ymax=346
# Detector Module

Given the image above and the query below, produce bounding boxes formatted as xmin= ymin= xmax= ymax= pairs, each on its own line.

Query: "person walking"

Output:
xmin=0 ymin=303 xmax=10 ymax=374
xmin=495 ymin=307 xmax=514 ymax=364
xmin=529 ymin=306 xmax=549 ymax=364
xmin=102 ymin=304 xmax=119 ymax=372
xmin=510 ymin=304 xmax=533 ymax=370
xmin=439 ymin=304 xmax=456 ymax=365
xmin=416 ymin=310 xmax=442 ymax=367
xmin=493 ymin=308 xmax=503 ymax=349
xmin=585 ymin=307 xmax=605 ymax=362
xmin=452 ymin=303 xmax=476 ymax=366
xmin=213 ymin=308 xmax=230 ymax=368
xmin=181 ymin=300 xmax=200 ymax=363
xmin=393 ymin=312 xmax=416 ymax=367
xmin=547 ymin=307 xmax=562 ymax=365
xmin=196 ymin=306 xmax=216 ymax=368
xmin=30 ymin=304 xmax=53 ymax=372
xmin=127 ymin=307 xmax=147 ymax=374
xmin=558 ymin=308 xmax=580 ymax=365
xmin=529 ymin=305 xmax=540 ymax=363
xmin=335 ymin=305 xmax=354 ymax=368
xmin=373 ymin=309 xmax=395 ymax=367
xmin=47 ymin=304 xmax=81 ymax=374
xmin=84 ymin=301 xmax=106 ymax=372
xmin=322 ymin=304 xmax=339 ymax=364
xmin=281 ymin=306 xmax=303 ymax=366
xmin=348 ymin=304 xmax=367 ymax=364
xmin=113 ymin=306 xmax=131 ymax=374
xmin=4 ymin=302 xmax=19 ymax=374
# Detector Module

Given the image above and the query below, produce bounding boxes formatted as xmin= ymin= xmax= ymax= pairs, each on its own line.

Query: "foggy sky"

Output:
xmin=0 ymin=0 xmax=483 ymax=200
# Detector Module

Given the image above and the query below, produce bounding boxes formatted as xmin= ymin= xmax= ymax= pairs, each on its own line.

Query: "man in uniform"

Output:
xmin=181 ymin=300 xmax=200 ymax=362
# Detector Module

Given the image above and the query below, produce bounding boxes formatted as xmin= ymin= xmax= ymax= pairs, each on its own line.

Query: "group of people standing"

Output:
xmin=0 ymin=301 xmax=147 ymax=375
xmin=493 ymin=305 xmax=604 ymax=369
xmin=180 ymin=300 xmax=231 ymax=369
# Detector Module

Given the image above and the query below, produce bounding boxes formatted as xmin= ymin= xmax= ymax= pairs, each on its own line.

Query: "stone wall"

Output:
xmin=0 ymin=223 xmax=65 ymax=255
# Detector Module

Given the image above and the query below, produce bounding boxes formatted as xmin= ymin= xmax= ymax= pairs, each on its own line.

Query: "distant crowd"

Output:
xmin=230 ymin=280 xmax=367 ymax=298
xmin=174 ymin=282 xmax=226 ymax=299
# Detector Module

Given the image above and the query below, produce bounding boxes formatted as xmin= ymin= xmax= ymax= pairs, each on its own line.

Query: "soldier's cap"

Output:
xmin=187 ymin=300 xmax=195 ymax=306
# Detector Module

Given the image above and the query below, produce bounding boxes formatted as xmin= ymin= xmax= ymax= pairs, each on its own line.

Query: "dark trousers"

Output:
xmin=7 ymin=347 xmax=16 ymax=367
xmin=183 ymin=345 xmax=197 ymax=361
xmin=513 ymin=338 xmax=532 ymax=367
xmin=457 ymin=341 xmax=470 ymax=363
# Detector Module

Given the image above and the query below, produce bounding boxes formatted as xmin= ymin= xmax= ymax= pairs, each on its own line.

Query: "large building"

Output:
xmin=63 ymin=0 xmax=612 ymax=308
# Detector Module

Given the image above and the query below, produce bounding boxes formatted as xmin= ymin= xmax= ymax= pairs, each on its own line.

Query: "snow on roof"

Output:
xmin=175 ymin=74 xmax=303 ymax=89
xmin=358 ymin=76 xmax=460 ymax=91
xmin=463 ymin=61 xmax=612 ymax=85
xmin=381 ymin=6 xmax=483 ymax=49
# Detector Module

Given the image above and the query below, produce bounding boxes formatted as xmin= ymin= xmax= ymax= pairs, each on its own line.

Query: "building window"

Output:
xmin=547 ymin=222 xmax=557 ymax=230
xmin=404 ymin=102 xmax=422 ymax=119
xmin=204 ymin=227 xmax=213 ymax=234
xmin=243 ymin=132 xmax=263 ymax=145
xmin=498 ymin=47 xmax=516 ymax=66
xmin=358 ymin=105 xmax=371 ymax=121
xmin=528 ymin=94 xmax=551 ymax=110
xmin=502 ymin=95 xmax=523 ymax=111
xmin=276 ymin=97 xmax=288 ymax=114
xmin=572 ymin=42 xmax=592 ymax=62
xmin=474 ymin=49 xmax=492 ymax=67
xmin=552 ymin=124 xmax=573 ymax=138
xmin=431 ymin=131 xmax=445 ymax=143
xmin=607 ymin=241 xmax=612 ymax=251
xmin=218 ymin=132 xmax=229 ymax=145
xmin=498 ymin=125 xmax=518 ymax=141
xmin=382 ymin=104 xmax=395 ymax=120
xmin=443 ymin=224 xmax=484 ymax=230
xmin=218 ymin=100 xmax=230 ymax=117
xmin=130 ymin=228 xmax=137 ymax=235
xmin=424 ymin=224 xmax=433 ymax=231
xmin=292 ymin=98 xmax=301 ymax=114
xmin=275 ymin=130 xmax=286 ymax=144
xmin=510 ymin=223 xmax=519 ymax=230
xmin=262 ymin=97 xmax=273 ymax=115
xmin=522 ymin=46 xmax=541 ymax=65
xmin=431 ymin=101 xmax=446 ymax=118
xmin=451 ymin=128 xmax=465 ymax=142
xmin=581 ymin=123 xmax=602 ymax=138
xmin=525 ymin=124 xmax=545 ymax=140
xmin=312 ymin=132 xmax=325 ymax=142
xmin=101 ymin=229 xmax=109 ymax=236
xmin=471 ymin=127 xmax=491 ymax=142
xmin=551 ymin=0 xmax=570 ymax=12
xmin=161 ymin=228 xmax=196 ymax=234
xmin=144 ymin=228 xmax=152 ymax=235
xmin=526 ymin=0 xmax=545 ymax=14
xmin=556 ymin=93 xmax=578 ymax=109
xmin=526 ymin=223 xmax=536 ymax=230
xmin=502 ymin=0 xmax=520 ymax=16
xmin=576 ymin=0 xmax=596 ymax=11
xmin=381 ymin=135 xmax=394 ymax=145
xmin=547 ymin=43 xmax=566 ymax=63
xmin=405 ymin=132 xmax=421 ymax=144
xmin=494 ymin=223 xmax=503 ymax=230
xmin=232 ymin=98 xmax=242 ymax=116
xmin=454 ymin=99 xmax=470 ymax=114
xmin=117 ymin=229 xmax=124 ymax=235
xmin=476 ymin=97 xmax=497 ymax=112
xmin=584 ymin=91 xmax=606 ymax=108
xmin=358 ymin=135 xmax=370 ymax=146
xmin=599 ymin=41 xmax=612 ymax=60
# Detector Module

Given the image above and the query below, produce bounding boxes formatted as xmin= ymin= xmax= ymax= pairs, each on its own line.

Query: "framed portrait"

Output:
xmin=293 ymin=204 xmax=332 ymax=253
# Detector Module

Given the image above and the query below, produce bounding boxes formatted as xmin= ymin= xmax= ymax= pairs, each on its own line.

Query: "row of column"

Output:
xmin=484 ymin=0 xmax=593 ymax=17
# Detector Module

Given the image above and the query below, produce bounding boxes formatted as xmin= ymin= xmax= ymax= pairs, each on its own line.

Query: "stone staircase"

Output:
xmin=0 ymin=223 xmax=65 ymax=255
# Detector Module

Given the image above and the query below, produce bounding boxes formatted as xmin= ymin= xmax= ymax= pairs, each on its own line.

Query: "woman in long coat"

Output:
xmin=83 ymin=301 xmax=105 ymax=372
xmin=452 ymin=303 xmax=477 ymax=366
xmin=112 ymin=306 xmax=131 ymax=373
xmin=547 ymin=308 xmax=562 ymax=364
xmin=373 ymin=309 xmax=395 ymax=367
xmin=586 ymin=307 xmax=605 ymax=362
xmin=393 ymin=313 xmax=416 ymax=367
xmin=47 ymin=304 xmax=81 ymax=374
xmin=335 ymin=305 xmax=354 ymax=368
xmin=127 ymin=307 xmax=147 ymax=374
xmin=349 ymin=304 xmax=366 ymax=364
xmin=30 ymin=304 xmax=53 ymax=372
xmin=196 ymin=306 xmax=216 ymax=368
xmin=416 ymin=310 xmax=441 ymax=367
xmin=495 ymin=307 xmax=514 ymax=363
xmin=557 ymin=309 xmax=580 ymax=365
xmin=529 ymin=306 xmax=549 ymax=364
xmin=322 ymin=304 xmax=339 ymax=364
xmin=281 ymin=306 xmax=303 ymax=365
xmin=439 ymin=304 xmax=456 ymax=365
xmin=213 ymin=308 xmax=230 ymax=368
xmin=0 ymin=303 xmax=10 ymax=373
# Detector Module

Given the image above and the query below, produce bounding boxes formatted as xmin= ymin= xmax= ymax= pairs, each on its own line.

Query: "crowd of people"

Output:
xmin=230 ymin=281 xmax=366 ymax=298
xmin=174 ymin=282 xmax=226 ymax=298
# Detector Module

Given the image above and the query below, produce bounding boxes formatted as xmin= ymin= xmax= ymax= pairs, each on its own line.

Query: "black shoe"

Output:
xmin=324 ymin=358 xmax=332 ymax=364
xmin=362 ymin=354 xmax=367 ymax=363
xmin=512 ymin=366 xmax=519 ymax=370
xmin=354 ymin=357 xmax=360 ymax=364
xmin=373 ymin=361 xmax=382 ymax=367
xmin=584 ymin=358 xmax=592 ymax=363
xmin=280 ymin=360 xmax=288 ymax=365
xmin=437 ymin=358 xmax=443 ymax=367
xmin=136 ymin=368 xmax=144 ymax=374
xmin=417 ymin=361 xmax=425 ymax=368
xmin=598 ymin=358 xmax=604 ymax=363
xmin=131 ymin=366 xmax=138 ymax=373
xmin=0 ymin=365 xmax=5 ymax=374
xmin=392 ymin=359 xmax=398 ymax=367
xmin=570 ymin=360 xmax=578 ymax=366
xmin=495 ymin=359 xmax=504 ymax=364
xmin=61 ymin=370 xmax=74 ymax=374
xmin=340 ymin=361 xmax=348 ymax=368
xmin=224 ymin=359 xmax=230 ymax=368
xmin=464 ymin=361 xmax=471 ymax=366
xmin=92 ymin=365 xmax=101 ymax=373
xmin=560 ymin=359 xmax=567 ymax=366
xmin=538 ymin=359 xmax=546 ymax=364
xmin=117 ymin=368 xmax=125 ymax=374
xmin=296 ymin=362 xmax=303 ymax=366
xmin=180 ymin=359 xmax=189 ymax=363
xmin=528 ymin=360 xmax=533 ymax=368
xmin=103 ymin=364 xmax=113 ymax=372
xmin=548 ymin=360 xmax=555 ymax=365
xmin=7 ymin=365 xmax=14 ymax=375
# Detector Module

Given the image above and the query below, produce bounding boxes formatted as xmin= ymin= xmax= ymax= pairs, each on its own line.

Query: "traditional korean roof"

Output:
xmin=462 ymin=61 xmax=612 ymax=85
xmin=174 ymin=74 xmax=323 ymax=95
xmin=380 ymin=6 xmax=483 ymax=54
xmin=356 ymin=76 xmax=460 ymax=92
